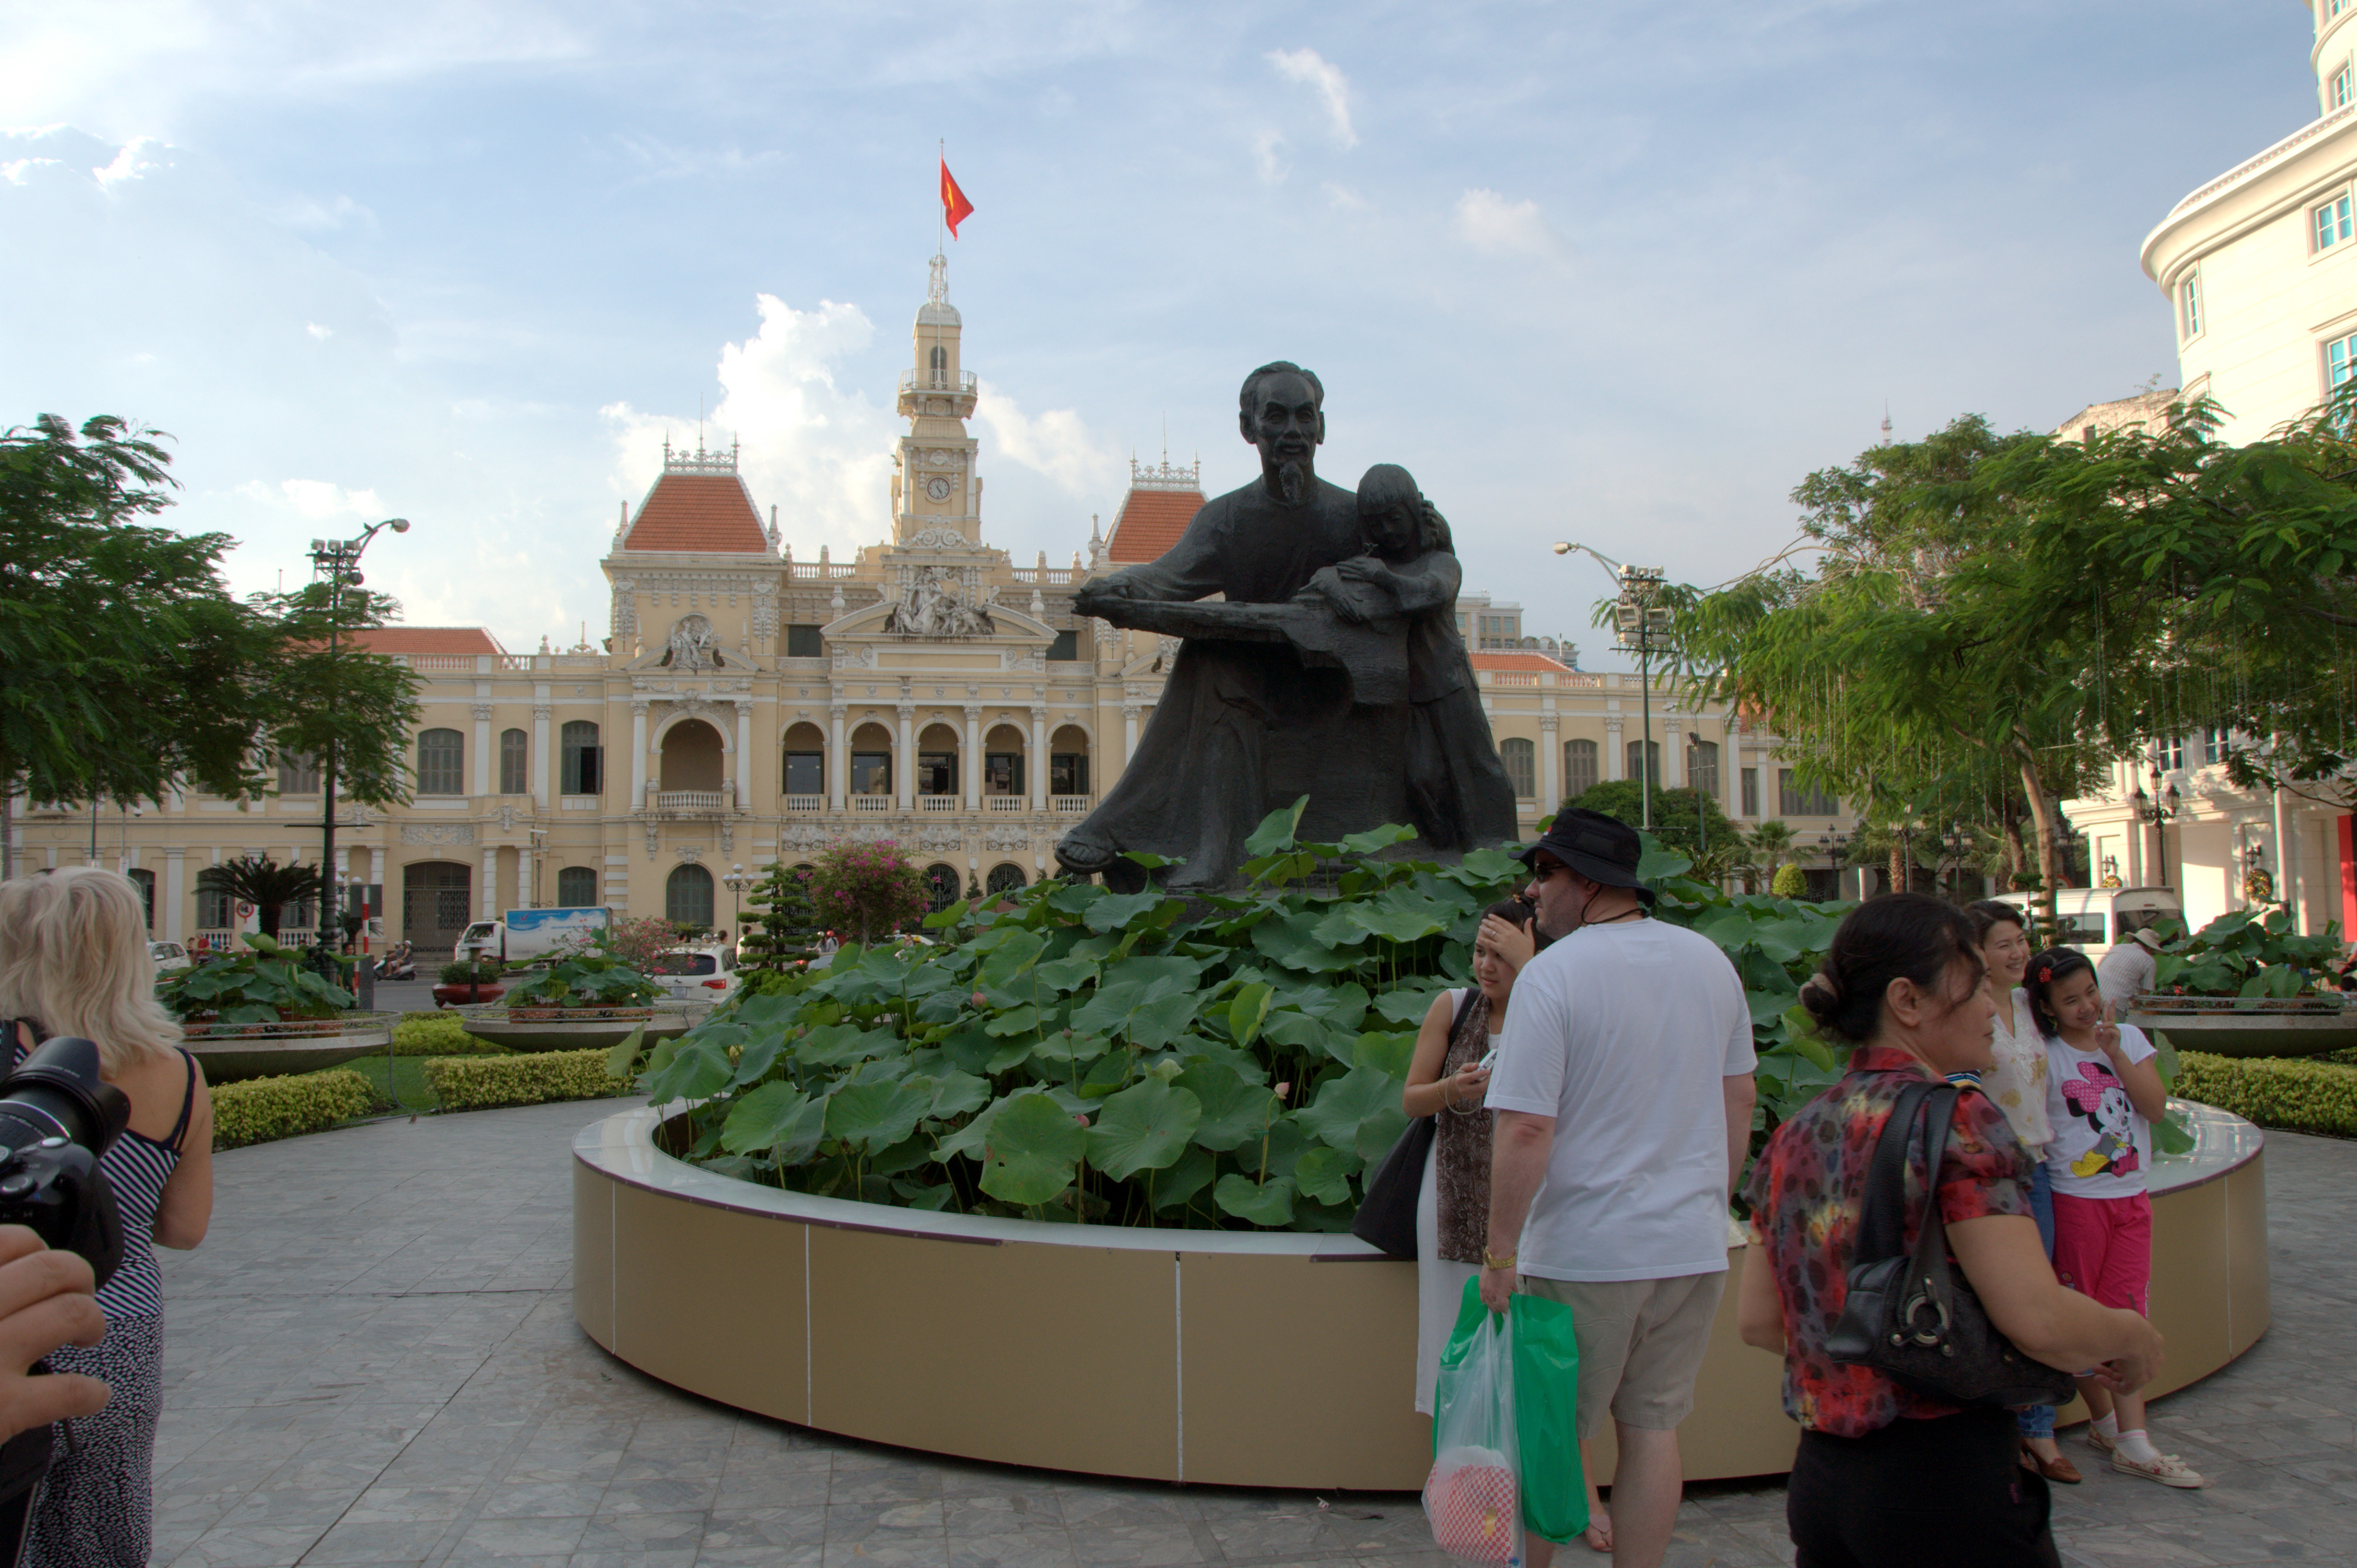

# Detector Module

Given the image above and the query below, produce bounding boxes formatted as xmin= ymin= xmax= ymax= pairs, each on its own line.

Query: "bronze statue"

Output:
xmin=1057 ymin=364 xmax=1516 ymax=890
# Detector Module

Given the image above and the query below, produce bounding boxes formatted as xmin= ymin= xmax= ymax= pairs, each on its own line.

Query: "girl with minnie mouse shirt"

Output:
xmin=2027 ymin=946 xmax=2206 ymax=1488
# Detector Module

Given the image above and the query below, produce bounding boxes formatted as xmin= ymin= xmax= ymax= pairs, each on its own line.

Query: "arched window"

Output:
xmin=1626 ymin=739 xmax=1661 ymax=789
xmin=276 ymin=752 xmax=320 ymax=794
xmin=849 ymin=722 xmax=894 ymax=796
xmin=126 ymin=868 xmax=155 ymax=929
xmin=1563 ymin=738 xmax=1598 ymax=800
xmin=499 ymin=728 xmax=529 ymax=794
xmin=917 ymin=722 xmax=959 ymax=797
xmin=781 ymin=721 xmax=826 ymax=801
xmin=556 ymin=866 xmax=598 ymax=906
xmin=659 ymin=719 xmax=726 ymax=793
xmin=666 ymin=863 xmax=715 ymax=928
xmin=1049 ymin=724 xmax=1091 ymax=798
xmin=561 ymin=721 xmax=602 ymax=795
xmin=983 ymin=723 xmax=1025 ymax=797
xmin=923 ymin=864 xmax=962 ymax=911
xmin=417 ymin=729 xmax=464 ymax=795
xmin=985 ymin=863 xmax=1027 ymax=895
xmin=1500 ymin=737 xmax=1536 ymax=799
xmin=1686 ymin=739 xmax=1720 ymax=797
xmin=929 ymin=344 xmax=948 ymax=384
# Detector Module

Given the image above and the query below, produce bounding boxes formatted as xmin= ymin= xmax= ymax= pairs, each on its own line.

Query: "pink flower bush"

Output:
xmin=806 ymin=840 xmax=930 ymax=945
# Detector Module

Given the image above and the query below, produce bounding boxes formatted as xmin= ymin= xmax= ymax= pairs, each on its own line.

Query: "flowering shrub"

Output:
xmin=806 ymin=840 xmax=929 ymax=945
xmin=573 ymin=916 xmax=677 ymax=975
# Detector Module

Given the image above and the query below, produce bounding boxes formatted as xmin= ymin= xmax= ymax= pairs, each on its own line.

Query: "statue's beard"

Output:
xmin=1273 ymin=458 xmax=1309 ymax=505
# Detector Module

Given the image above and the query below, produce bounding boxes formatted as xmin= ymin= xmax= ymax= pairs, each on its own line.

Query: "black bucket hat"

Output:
xmin=1511 ymin=809 xmax=1655 ymax=906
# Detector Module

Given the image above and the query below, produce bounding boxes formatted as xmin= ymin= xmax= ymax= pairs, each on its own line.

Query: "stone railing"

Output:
xmin=918 ymin=795 xmax=959 ymax=813
xmin=783 ymin=795 xmax=825 ymax=813
xmin=652 ymin=790 xmax=733 ymax=813
xmin=850 ymin=795 xmax=892 ymax=812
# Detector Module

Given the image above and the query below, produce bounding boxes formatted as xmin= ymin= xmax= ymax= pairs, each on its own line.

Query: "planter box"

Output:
xmin=501 ymin=1006 xmax=658 ymax=1023
xmin=182 ymin=1016 xmax=360 ymax=1039
xmin=186 ymin=1020 xmax=394 ymax=1083
xmin=2126 ymin=996 xmax=2357 ymax=1058
xmin=463 ymin=1009 xmax=690 ymax=1054
xmin=431 ymin=984 xmax=507 ymax=1007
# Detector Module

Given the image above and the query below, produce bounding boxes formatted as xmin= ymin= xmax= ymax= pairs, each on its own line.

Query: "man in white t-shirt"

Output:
xmin=1481 ymin=810 xmax=1757 ymax=1568
xmin=2096 ymin=927 xmax=2162 ymax=1007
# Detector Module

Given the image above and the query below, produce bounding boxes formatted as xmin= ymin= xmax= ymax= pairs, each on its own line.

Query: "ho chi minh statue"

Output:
xmin=1056 ymin=362 xmax=1518 ymax=892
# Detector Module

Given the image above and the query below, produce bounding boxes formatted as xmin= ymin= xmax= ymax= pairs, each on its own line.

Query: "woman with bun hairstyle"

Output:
xmin=2025 ymin=946 xmax=2203 ymax=1488
xmin=1739 ymin=894 xmax=2163 ymax=1568
xmin=1963 ymin=899 xmax=2073 ymax=1481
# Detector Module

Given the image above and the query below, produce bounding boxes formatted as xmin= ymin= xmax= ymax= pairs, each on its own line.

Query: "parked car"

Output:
xmin=148 ymin=940 xmax=192 ymax=975
xmin=652 ymin=946 xmax=740 ymax=1004
xmin=1996 ymin=886 xmax=2183 ymax=965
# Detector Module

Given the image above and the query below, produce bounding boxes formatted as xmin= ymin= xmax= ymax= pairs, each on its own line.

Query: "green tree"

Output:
xmin=248 ymin=580 xmax=422 ymax=812
xmin=1566 ymin=779 xmax=1738 ymax=873
xmin=1770 ymin=863 xmax=1808 ymax=898
xmin=740 ymin=863 xmax=820 ymax=974
xmin=806 ymin=840 xmax=929 ymax=946
xmin=196 ymin=856 xmax=324 ymax=941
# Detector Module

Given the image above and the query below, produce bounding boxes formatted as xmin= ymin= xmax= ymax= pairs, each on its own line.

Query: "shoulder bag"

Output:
xmin=1824 ymin=1081 xmax=2077 ymax=1409
xmin=1350 ymin=990 xmax=1475 ymax=1259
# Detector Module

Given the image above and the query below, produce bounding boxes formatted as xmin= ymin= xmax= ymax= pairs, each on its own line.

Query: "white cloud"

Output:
xmin=1454 ymin=188 xmax=1572 ymax=268
xmin=1267 ymin=48 xmax=1357 ymax=148
xmin=235 ymin=478 xmax=387 ymax=520
xmin=602 ymin=295 xmax=897 ymax=558
xmin=974 ymin=385 xmax=1122 ymax=503
xmin=1253 ymin=129 xmax=1287 ymax=185
xmin=1323 ymin=182 xmax=1369 ymax=212
xmin=306 ymin=321 xmax=332 ymax=340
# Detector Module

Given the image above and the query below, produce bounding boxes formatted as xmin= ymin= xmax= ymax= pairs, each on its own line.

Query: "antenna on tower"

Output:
xmin=1879 ymin=402 xmax=1893 ymax=446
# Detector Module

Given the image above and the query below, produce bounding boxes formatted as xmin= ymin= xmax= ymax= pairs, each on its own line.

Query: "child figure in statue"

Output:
xmin=1297 ymin=465 xmax=1518 ymax=852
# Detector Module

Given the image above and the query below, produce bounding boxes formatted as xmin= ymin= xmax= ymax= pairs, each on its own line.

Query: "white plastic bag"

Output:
xmin=1424 ymin=1279 xmax=1524 ymax=1567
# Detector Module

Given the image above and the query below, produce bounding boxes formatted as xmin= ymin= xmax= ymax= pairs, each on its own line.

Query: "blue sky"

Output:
xmin=0 ymin=1 xmax=2323 ymax=664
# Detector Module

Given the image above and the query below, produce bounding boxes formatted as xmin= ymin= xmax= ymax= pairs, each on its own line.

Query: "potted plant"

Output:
xmin=499 ymin=950 xmax=663 ymax=1020
xmin=2125 ymin=907 xmax=2354 ymax=1059
xmin=433 ymin=958 xmax=509 ymax=1008
xmin=157 ymin=933 xmax=357 ymax=1036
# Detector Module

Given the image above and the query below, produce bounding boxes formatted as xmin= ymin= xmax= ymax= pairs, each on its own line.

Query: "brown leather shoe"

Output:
xmin=2020 ymin=1443 xmax=2082 ymax=1484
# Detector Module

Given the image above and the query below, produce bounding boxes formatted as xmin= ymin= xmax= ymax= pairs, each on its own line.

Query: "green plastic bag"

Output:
xmin=1440 ymin=1279 xmax=1587 ymax=1546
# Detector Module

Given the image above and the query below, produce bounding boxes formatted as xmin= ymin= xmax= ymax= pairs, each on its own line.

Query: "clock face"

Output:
xmin=925 ymin=476 xmax=953 ymax=502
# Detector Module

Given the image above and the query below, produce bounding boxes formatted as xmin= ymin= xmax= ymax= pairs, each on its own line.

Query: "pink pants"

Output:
xmin=2050 ymin=1191 xmax=2152 ymax=1315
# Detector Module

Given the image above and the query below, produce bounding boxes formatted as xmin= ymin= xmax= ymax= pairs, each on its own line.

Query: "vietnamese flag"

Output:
xmin=940 ymin=159 xmax=975 ymax=239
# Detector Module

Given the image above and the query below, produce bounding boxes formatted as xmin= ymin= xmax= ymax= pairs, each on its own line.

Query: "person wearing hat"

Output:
xmin=2096 ymin=926 xmax=2165 ymax=1008
xmin=1478 ymin=809 xmax=1757 ymax=1568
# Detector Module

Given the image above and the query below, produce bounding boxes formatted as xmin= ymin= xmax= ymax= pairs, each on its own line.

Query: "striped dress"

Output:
xmin=9 ymin=1026 xmax=192 ymax=1568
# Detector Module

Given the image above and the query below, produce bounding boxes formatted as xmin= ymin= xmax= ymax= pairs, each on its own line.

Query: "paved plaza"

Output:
xmin=147 ymin=1099 xmax=2356 ymax=1567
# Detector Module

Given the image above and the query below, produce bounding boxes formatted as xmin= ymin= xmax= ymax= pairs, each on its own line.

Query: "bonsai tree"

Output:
xmin=195 ymin=855 xmax=323 ymax=940
xmin=740 ymin=863 xmax=820 ymax=975
xmin=806 ymin=839 xmax=928 ymax=946
xmin=1770 ymin=862 xmax=1808 ymax=899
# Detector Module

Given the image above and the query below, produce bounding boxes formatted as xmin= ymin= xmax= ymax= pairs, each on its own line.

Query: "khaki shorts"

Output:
xmin=1516 ymin=1272 xmax=1726 ymax=1440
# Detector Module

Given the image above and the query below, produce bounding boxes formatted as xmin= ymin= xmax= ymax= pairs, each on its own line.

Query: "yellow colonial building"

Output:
xmin=17 ymin=261 xmax=1855 ymax=952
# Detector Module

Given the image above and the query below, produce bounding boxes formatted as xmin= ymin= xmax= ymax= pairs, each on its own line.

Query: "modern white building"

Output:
xmin=2063 ymin=2 xmax=2357 ymax=940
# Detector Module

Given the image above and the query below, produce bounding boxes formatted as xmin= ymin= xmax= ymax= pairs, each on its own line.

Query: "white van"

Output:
xmin=1994 ymin=887 xmax=2183 ymax=964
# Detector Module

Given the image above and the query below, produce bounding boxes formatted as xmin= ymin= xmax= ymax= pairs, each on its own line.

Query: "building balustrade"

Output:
xmin=918 ymin=795 xmax=960 ymax=812
xmin=652 ymin=789 xmax=734 ymax=814
xmin=784 ymin=795 xmax=826 ymax=813
xmin=1052 ymin=795 xmax=1092 ymax=814
xmin=851 ymin=794 xmax=892 ymax=812
xmin=985 ymin=796 xmax=1026 ymax=812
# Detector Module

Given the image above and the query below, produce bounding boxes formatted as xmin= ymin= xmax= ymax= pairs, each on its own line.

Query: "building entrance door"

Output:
xmin=403 ymin=861 xmax=473 ymax=956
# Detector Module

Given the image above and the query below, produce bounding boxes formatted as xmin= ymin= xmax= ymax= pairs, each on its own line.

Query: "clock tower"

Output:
xmin=892 ymin=253 xmax=982 ymax=544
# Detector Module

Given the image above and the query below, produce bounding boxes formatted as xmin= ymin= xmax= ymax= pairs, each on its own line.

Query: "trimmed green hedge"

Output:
xmin=421 ymin=1049 xmax=633 ymax=1113
xmin=213 ymin=1070 xmax=377 ymax=1151
xmin=2176 ymin=1050 xmax=2357 ymax=1139
xmin=391 ymin=1011 xmax=504 ymax=1056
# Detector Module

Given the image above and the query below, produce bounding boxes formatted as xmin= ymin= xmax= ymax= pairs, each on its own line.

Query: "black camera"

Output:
xmin=0 ymin=1038 xmax=129 ymax=1567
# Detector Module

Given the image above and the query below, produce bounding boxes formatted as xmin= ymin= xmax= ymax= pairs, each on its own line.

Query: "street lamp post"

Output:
xmin=2131 ymin=765 xmax=2181 ymax=894
xmin=307 ymin=519 xmax=409 ymax=952
xmin=1554 ymin=543 xmax=1673 ymax=830
xmin=721 ymin=863 xmax=759 ymax=947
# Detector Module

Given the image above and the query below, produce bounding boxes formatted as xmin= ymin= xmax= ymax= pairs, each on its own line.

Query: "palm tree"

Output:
xmin=195 ymin=856 xmax=324 ymax=940
xmin=1741 ymin=821 xmax=1797 ymax=893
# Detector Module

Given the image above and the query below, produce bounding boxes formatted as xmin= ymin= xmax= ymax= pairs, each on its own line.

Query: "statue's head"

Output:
xmin=1239 ymin=361 xmax=1325 ymax=502
xmin=1356 ymin=463 xmax=1452 ymax=559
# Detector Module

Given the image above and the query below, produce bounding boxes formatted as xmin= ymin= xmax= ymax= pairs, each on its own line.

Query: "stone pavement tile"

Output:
xmin=831 ymin=1462 xmax=950 ymax=1505
xmin=485 ymin=1480 xmax=615 ymax=1518
xmin=826 ymin=1498 xmax=949 ymax=1538
xmin=946 ymin=1529 xmax=1084 ymax=1568
xmin=343 ymin=1483 xmax=477 ymax=1523
xmin=578 ymin=1510 xmax=708 ymax=1554
xmin=1198 ymin=1511 xmax=1353 ymax=1560
xmin=1064 ymin=1524 xmax=1205 ymax=1568
xmin=2055 ymin=1522 xmax=2240 ymax=1568
xmin=697 ymin=1505 xmax=830 ymax=1551
xmin=165 ymin=1520 xmax=334 ymax=1567
xmin=1057 ymin=1493 xmax=1195 ymax=1531
xmin=450 ymin=1513 xmax=596 ymax=1558
xmin=301 ymin=1516 xmax=453 ymax=1565
xmin=600 ymin=1476 xmax=724 ymax=1517
xmin=940 ymin=1491 xmax=1072 ymax=1536
xmin=2139 ymin=1510 xmax=2340 ymax=1563
xmin=714 ymin=1468 xmax=833 ymax=1509
xmin=821 ymin=1537 xmax=952 ymax=1568
xmin=211 ymin=1482 xmax=360 ymax=1530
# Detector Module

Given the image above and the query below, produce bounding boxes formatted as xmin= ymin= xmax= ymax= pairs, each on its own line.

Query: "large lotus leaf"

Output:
xmin=729 ymin=1029 xmax=792 ymax=1087
xmin=984 ymin=1004 xmax=1041 ymax=1038
xmin=984 ymin=1037 xmax=1036 ymax=1074
xmin=1261 ymin=1010 xmax=1345 ymax=1060
xmin=1084 ymin=1079 xmax=1203 ymax=1181
xmin=1151 ymin=1146 xmax=1216 ymax=1210
xmin=978 ymin=1092 xmax=1087 ymax=1206
xmin=1372 ymin=984 xmax=1452 ymax=1027
xmin=1353 ymin=1031 xmax=1419 ymax=1080
xmin=1077 ymin=1051 xmax=1133 ymax=1099
xmin=847 ymin=1056 xmax=912 ymax=1087
xmin=1180 ymin=1038 xmax=1269 ymax=1086
xmin=921 ymin=898 xmax=971 ymax=930
xmin=1344 ymin=893 xmax=1455 ymax=944
xmin=1338 ymin=823 xmax=1418 ymax=856
xmin=1243 ymin=797 xmax=1309 ymax=857
xmin=734 ymin=993 xmax=800 ymax=1027
xmin=927 ymin=1021 xmax=998 ymax=1076
xmin=1298 ymin=1066 xmax=1409 ymax=1158
xmin=1213 ymin=1172 xmax=1297 ymax=1227
xmin=1176 ymin=1060 xmax=1264 ymax=1150
xmin=1034 ymin=956 xmax=1100 ymax=994
xmin=1227 ymin=982 xmax=1274 ymax=1048
xmin=917 ymin=1069 xmax=991 ymax=1121
xmin=1280 ymin=980 xmax=1369 ymax=1032
xmin=1099 ymin=955 xmax=1206 ymax=993
xmin=825 ymin=1080 xmax=934 ymax=1155
xmin=798 ymin=1022 xmax=903 ymax=1068
xmin=603 ymin=1025 xmax=650 ymax=1081
xmin=1031 ymin=1029 xmax=1113 ymax=1066
xmin=1046 ymin=880 xmax=1102 ymax=916
xmin=1250 ymin=909 xmax=1354 ymax=974
xmin=1292 ymin=1143 xmax=1362 ymax=1206
xmin=1635 ymin=842 xmax=1691 ymax=882
xmin=1310 ymin=904 xmax=1375 ymax=949
xmin=1086 ymin=889 xmax=1171 ymax=934
xmin=1123 ymin=991 xmax=1203 ymax=1051
xmin=976 ymin=929 xmax=1049 ymax=993
xmin=720 ymin=1081 xmax=830 ymax=1161
xmin=643 ymin=1035 xmax=734 ymax=1103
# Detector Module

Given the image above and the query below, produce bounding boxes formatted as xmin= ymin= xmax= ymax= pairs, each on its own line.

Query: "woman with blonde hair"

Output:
xmin=0 ymin=867 xmax=213 ymax=1568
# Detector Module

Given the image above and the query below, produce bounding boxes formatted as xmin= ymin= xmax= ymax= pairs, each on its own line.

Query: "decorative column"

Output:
xmin=1605 ymin=717 xmax=1625 ymax=781
xmin=1539 ymin=715 xmax=1560 ymax=809
xmin=829 ymin=705 xmax=848 ymax=811
xmin=733 ymin=699 xmax=752 ymax=813
xmin=630 ymin=700 xmax=650 ymax=812
xmin=532 ymin=701 xmax=552 ymax=810
xmin=471 ymin=705 xmax=493 ymax=798
xmin=1028 ymin=707 xmax=1047 ymax=812
xmin=163 ymin=848 xmax=184 ymax=944
xmin=896 ymin=706 xmax=915 ymax=811
xmin=963 ymin=706 xmax=983 ymax=811
xmin=1720 ymin=713 xmax=1742 ymax=822
xmin=1123 ymin=704 xmax=1141 ymax=767
xmin=481 ymin=845 xmax=499 ymax=924
xmin=1662 ymin=717 xmax=1683 ymax=789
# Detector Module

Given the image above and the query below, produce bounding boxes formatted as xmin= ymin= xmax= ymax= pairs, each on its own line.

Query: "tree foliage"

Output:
xmin=740 ymin=862 xmax=821 ymax=974
xmin=1567 ymin=779 xmax=1740 ymax=877
xmin=806 ymin=840 xmax=930 ymax=945
xmin=247 ymin=580 xmax=421 ymax=809
xmin=195 ymin=856 xmax=323 ymax=940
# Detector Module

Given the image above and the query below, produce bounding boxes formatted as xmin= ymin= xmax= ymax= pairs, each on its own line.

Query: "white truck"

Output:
xmin=456 ymin=906 xmax=612 ymax=965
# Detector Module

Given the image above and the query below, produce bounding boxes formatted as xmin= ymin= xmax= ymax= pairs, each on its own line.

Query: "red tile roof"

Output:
xmin=1105 ymin=485 xmax=1205 ymax=564
xmin=1470 ymin=651 xmax=1575 ymax=674
xmin=621 ymin=473 xmax=771 ymax=553
xmin=352 ymin=627 xmax=505 ymax=656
